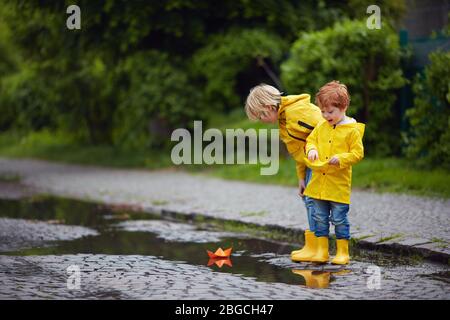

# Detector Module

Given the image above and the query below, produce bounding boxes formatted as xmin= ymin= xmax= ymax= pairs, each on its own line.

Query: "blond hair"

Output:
xmin=315 ymin=80 xmax=350 ymax=110
xmin=244 ymin=84 xmax=281 ymax=121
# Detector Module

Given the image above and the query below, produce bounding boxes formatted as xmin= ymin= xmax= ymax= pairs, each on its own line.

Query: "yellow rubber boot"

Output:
xmin=309 ymin=236 xmax=329 ymax=263
xmin=291 ymin=230 xmax=318 ymax=262
xmin=331 ymin=239 xmax=350 ymax=265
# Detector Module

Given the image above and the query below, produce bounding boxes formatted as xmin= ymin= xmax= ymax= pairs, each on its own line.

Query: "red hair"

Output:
xmin=315 ymin=81 xmax=350 ymax=110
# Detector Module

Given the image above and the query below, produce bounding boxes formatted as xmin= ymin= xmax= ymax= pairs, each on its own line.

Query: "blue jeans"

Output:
xmin=312 ymin=199 xmax=350 ymax=239
xmin=302 ymin=167 xmax=316 ymax=232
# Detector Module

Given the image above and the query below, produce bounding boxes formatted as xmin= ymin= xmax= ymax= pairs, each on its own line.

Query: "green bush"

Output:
xmin=0 ymin=16 xmax=18 ymax=131
xmin=59 ymin=54 xmax=120 ymax=144
xmin=113 ymin=51 xmax=201 ymax=149
xmin=281 ymin=19 xmax=407 ymax=156
xmin=0 ymin=19 xmax=16 ymax=75
xmin=405 ymin=51 xmax=450 ymax=170
xmin=0 ymin=63 xmax=60 ymax=132
xmin=192 ymin=29 xmax=288 ymax=115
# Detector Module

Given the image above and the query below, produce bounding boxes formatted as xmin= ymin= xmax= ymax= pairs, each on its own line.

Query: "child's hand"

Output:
xmin=329 ymin=156 xmax=340 ymax=165
xmin=308 ymin=149 xmax=319 ymax=161
xmin=298 ymin=179 xmax=306 ymax=197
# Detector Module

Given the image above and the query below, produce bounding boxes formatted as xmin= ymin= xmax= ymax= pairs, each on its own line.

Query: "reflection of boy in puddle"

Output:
xmin=292 ymin=269 xmax=351 ymax=289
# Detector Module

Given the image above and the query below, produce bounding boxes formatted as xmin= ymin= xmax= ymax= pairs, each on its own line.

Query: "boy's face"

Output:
xmin=259 ymin=105 xmax=278 ymax=124
xmin=320 ymin=105 xmax=346 ymax=126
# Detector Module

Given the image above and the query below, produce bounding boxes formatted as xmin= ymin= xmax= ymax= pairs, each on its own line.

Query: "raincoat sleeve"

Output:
xmin=335 ymin=129 xmax=364 ymax=169
xmin=305 ymin=126 xmax=319 ymax=156
xmin=295 ymin=160 xmax=306 ymax=181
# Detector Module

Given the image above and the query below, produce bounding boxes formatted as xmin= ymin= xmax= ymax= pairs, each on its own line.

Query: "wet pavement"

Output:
xmin=0 ymin=193 xmax=449 ymax=300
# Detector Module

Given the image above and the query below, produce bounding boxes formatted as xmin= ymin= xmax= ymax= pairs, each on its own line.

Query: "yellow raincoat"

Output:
xmin=303 ymin=120 xmax=365 ymax=204
xmin=277 ymin=95 xmax=323 ymax=180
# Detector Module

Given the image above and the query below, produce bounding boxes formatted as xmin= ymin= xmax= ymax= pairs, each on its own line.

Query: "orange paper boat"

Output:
xmin=207 ymin=247 xmax=232 ymax=259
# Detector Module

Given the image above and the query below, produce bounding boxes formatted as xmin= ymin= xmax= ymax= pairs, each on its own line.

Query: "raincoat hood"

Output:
xmin=333 ymin=121 xmax=365 ymax=138
xmin=276 ymin=93 xmax=323 ymax=180
xmin=278 ymin=94 xmax=312 ymax=116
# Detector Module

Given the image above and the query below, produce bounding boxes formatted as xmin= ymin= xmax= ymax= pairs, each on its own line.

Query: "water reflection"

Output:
xmin=292 ymin=269 xmax=351 ymax=288
xmin=207 ymin=257 xmax=233 ymax=268
xmin=0 ymin=197 xmax=302 ymax=285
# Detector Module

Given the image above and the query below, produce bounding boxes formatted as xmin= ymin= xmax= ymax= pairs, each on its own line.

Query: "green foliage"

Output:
xmin=113 ymin=51 xmax=201 ymax=149
xmin=405 ymin=51 xmax=450 ymax=170
xmin=193 ymin=29 xmax=288 ymax=114
xmin=2 ymin=0 xmax=342 ymax=148
xmin=0 ymin=14 xmax=19 ymax=131
xmin=0 ymin=130 xmax=173 ymax=169
xmin=0 ymin=0 xmax=422 ymax=162
xmin=0 ymin=63 xmax=59 ymax=132
xmin=0 ymin=51 xmax=120 ymax=144
xmin=0 ymin=20 xmax=17 ymax=75
xmin=0 ymin=1 xmax=119 ymax=143
xmin=281 ymin=19 xmax=407 ymax=156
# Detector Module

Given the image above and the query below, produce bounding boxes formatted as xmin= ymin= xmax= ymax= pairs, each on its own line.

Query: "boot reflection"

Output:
xmin=292 ymin=269 xmax=350 ymax=289
xmin=292 ymin=270 xmax=330 ymax=288
xmin=332 ymin=269 xmax=351 ymax=276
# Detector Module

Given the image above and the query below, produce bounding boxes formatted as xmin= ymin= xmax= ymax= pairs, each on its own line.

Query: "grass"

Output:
xmin=351 ymin=158 xmax=450 ymax=198
xmin=353 ymin=234 xmax=376 ymax=241
xmin=0 ymin=130 xmax=449 ymax=198
xmin=202 ymin=157 xmax=450 ymax=198
xmin=376 ymin=233 xmax=404 ymax=243
xmin=0 ymin=172 xmax=21 ymax=182
xmin=0 ymin=130 xmax=172 ymax=169
xmin=151 ymin=200 xmax=170 ymax=206
xmin=431 ymin=238 xmax=449 ymax=249
xmin=239 ymin=210 xmax=268 ymax=217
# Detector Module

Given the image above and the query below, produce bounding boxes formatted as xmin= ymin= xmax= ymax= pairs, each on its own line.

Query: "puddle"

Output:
xmin=0 ymin=197 xmax=311 ymax=286
xmin=0 ymin=196 xmax=449 ymax=295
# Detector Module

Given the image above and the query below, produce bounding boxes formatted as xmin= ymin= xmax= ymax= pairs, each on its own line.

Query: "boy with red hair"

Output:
xmin=303 ymin=81 xmax=365 ymax=265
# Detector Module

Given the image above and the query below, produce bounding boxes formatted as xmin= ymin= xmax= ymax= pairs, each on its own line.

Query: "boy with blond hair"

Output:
xmin=303 ymin=80 xmax=365 ymax=265
xmin=245 ymin=84 xmax=323 ymax=262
